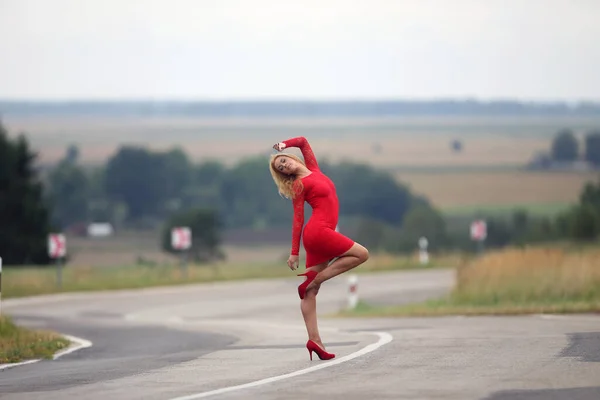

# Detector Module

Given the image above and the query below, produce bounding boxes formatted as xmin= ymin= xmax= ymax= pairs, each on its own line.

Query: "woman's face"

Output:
xmin=274 ymin=155 xmax=298 ymax=175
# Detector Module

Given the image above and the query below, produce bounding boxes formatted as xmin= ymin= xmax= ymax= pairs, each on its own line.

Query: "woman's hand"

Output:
xmin=273 ymin=142 xmax=286 ymax=152
xmin=287 ymin=254 xmax=299 ymax=271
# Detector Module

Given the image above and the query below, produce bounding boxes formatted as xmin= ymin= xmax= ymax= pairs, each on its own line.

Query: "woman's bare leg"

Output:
xmin=300 ymin=262 xmax=328 ymax=348
xmin=306 ymin=243 xmax=369 ymax=296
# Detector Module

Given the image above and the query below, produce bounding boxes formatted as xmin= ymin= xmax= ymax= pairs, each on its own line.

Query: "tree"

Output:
xmin=161 ymin=208 xmax=225 ymax=263
xmin=354 ymin=217 xmax=390 ymax=250
xmin=323 ymin=162 xmax=413 ymax=225
xmin=104 ymin=146 xmax=198 ymax=224
xmin=551 ymin=129 xmax=578 ymax=162
xmin=511 ymin=209 xmax=529 ymax=244
xmin=555 ymin=178 xmax=600 ymax=241
xmin=46 ymin=152 xmax=90 ymax=228
xmin=479 ymin=217 xmax=512 ymax=248
xmin=0 ymin=122 xmax=53 ymax=265
xmin=220 ymin=156 xmax=291 ymax=228
xmin=64 ymin=144 xmax=80 ymax=164
xmin=181 ymin=160 xmax=227 ymax=210
xmin=161 ymin=148 xmax=193 ymax=212
xmin=104 ymin=146 xmax=168 ymax=222
xmin=579 ymin=178 xmax=600 ymax=207
xmin=584 ymin=131 xmax=600 ymax=166
xmin=196 ymin=160 xmax=226 ymax=187
xmin=565 ymin=204 xmax=599 ymax=240
xmin=399 ymin=204 xmax=448 ymax=250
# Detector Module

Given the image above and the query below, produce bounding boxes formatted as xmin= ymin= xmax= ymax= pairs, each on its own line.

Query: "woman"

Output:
xmin=269 ymin=136 xmax=369 ymax=361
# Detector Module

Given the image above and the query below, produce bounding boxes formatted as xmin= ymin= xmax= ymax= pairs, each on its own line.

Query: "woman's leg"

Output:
xmin=306 ymin=242 xmax=369 ymax=296
xmin=300 ymin=262 xmax=328 ymax=348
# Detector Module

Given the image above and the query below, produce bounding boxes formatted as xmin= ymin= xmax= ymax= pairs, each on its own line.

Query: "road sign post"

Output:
xmin=48 ymin=233 xmax=67 ymax=288
xmin=171 ymin=227 xmax=192 ymax=278
xmin=470 ymin=220 xmax=487 ymax=254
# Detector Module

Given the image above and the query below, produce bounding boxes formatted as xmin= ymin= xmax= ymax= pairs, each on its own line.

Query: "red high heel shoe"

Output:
xmin=297 ymin=270 xmax=318 ymax=300
xmin=306 ymin=340 xmax=335 ymax=360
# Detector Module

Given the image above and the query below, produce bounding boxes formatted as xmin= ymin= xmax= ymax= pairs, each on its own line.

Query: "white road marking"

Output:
xmin=53 ymin=334 xmax=93 ymax=360
xmin=167 ymin=330 xmax=393 ymax=400
xmin=0 ymin=334 xmax=92 ymax=371
xmin=0 ymin=359 xmax=41 ymax=371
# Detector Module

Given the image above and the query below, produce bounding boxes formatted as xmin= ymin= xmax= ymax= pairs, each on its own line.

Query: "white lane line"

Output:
xmin=0 ymin=358 xmax=41 ymax=371
xmin=53 ymin=334 xmax=93 ymax=360
xmin=0 ymin=334 xmax=92 ymax=371
xmin=168 ymin=330 xmax=393 ymax=400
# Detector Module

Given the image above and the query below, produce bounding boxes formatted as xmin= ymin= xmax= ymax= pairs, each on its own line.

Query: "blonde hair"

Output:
xmin=269 ymin=153 xmax=305 ymax=199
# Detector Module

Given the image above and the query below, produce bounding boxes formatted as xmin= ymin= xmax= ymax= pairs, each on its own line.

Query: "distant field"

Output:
xmin=4 ymin=114 xmax=598 ymax=221
xmin=3 ymin=114 xmax=600 ymax=167
xmin=65 ymin=232 xmax=291 ymax=268
xmin=441 ymin=202 xmax=572 ymax=217
xmin=393 ymin=170 xmax=599 ymax=212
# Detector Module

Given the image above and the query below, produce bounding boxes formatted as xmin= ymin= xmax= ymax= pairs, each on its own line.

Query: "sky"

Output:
xmin=0 ymin=0 xmax=599 ymax=101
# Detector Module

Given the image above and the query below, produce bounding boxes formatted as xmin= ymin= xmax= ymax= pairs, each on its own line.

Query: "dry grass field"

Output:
xmin=394 ymin=170 xmax=599 ymax=211
xmin=4 ymin=114 xmax=599 ymax=167
xmin=453 ymin=245 xmax=600 ymax=304
xmin=9 ymin=127 xmax=552 ymax=169
xmin=339 ymin=244 xmax=600 ymax=317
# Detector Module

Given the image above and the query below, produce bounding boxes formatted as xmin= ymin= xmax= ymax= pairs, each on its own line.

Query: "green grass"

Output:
xmin=336 ymin=246 xmax=600 ymax=318
xmin=0 ymin=316 xmax=71 ymax=364
xmin=0 ymin=253 xmax=457 ymax=299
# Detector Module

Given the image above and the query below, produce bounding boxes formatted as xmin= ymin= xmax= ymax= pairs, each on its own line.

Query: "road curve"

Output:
xmin=1 ymin=268 xmax=599 ymax=400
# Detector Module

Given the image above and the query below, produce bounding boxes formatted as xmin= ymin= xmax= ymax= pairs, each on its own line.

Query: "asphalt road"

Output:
xmin=1 ymin=268 xmax=599 ymax=400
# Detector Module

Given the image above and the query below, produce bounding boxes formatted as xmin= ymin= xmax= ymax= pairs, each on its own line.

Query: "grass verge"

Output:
xmin=1 ymin=253 xmax=458 ymax=299
xmin=336 ymin=245 xmax=600 ymax=318
xmin=0 ymin=316 xmax=71 ymax=364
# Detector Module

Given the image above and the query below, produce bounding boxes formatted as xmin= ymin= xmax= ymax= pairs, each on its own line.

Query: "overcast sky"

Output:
xmin=1 ymin=0 xmax=598 ymax=101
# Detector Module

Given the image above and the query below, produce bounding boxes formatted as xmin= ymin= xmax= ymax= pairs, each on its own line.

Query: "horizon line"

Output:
xmin=1 ymin=97 xmax=600 ymax=104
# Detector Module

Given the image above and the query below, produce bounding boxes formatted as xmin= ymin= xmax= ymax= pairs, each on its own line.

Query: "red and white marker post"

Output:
xmin=48 ymin=233 xmax=67 ymax=288
xmin=470 ymin=219 xmax=487 ymax=254
xmin=171 ymin=227 xmax=192 ymax=278
xmin=347 ymin=274 xmax=358 ymax=310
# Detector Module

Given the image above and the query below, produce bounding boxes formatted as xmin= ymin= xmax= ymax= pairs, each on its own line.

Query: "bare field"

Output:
xmin=65 ymin=233 xmax=290 ymax=267
xmin=299 ymin=135 xmax=549 ymax=167
xmin=26 ymin=136 xmax=547 ymax=169
xmin=393 ymin=170 xmax=599 ymax=210
xmin=4 ymin=114 xmax=599 ymax=167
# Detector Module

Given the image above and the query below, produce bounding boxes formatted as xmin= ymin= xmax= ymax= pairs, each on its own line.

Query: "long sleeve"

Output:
xmin=290 ymin=183 xmax=305 ymax=255
xmin=282 ymin=136 xmax=319 ymax=172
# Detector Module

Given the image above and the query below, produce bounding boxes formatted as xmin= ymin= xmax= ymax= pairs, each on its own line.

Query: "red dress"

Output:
xmin=282 ymin=136 xmax=355 ymax=268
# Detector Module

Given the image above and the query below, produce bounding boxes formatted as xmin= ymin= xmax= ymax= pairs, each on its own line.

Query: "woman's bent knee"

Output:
xmin=357 ymin=245 xmax=369 ymax=263
xmin=346 ymin=243 xmax=368 ymax=263
xmin=340 ymin=242 xmax=369 ymax=263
